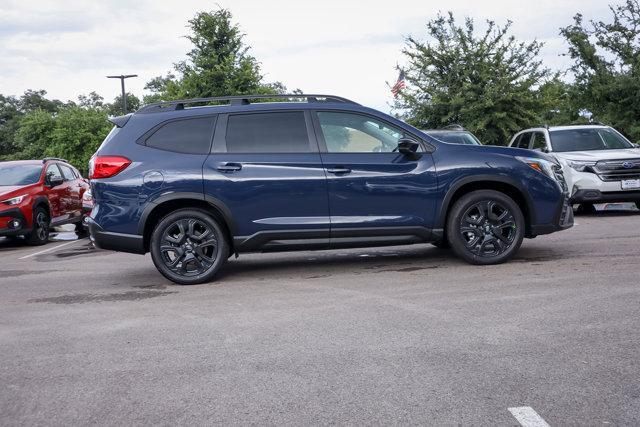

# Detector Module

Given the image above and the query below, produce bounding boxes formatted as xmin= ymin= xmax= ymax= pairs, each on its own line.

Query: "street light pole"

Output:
xmin=106 ymin=74 xmax=138 ymax=114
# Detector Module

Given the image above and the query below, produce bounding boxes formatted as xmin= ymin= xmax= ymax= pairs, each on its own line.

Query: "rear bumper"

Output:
xmin=570 ymin=189 xmax=640 ymax=204
xmin=89 ymin=220 xmax=145 ymax=254
xmin=529 ymin=195 xmax=574 ymax=236
xmin=0 ymin=208 xmax=30 ymax=237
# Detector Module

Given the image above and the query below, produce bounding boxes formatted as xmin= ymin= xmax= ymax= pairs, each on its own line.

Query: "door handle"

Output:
xmin=216 ymin=162 xmax=242 ymax=172
xmin=326 ymin=167 xmax=351 ymax=174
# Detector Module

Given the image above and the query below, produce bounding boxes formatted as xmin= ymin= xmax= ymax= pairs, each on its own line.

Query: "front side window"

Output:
xmin=45 ymin=164 xmax=63 ymax=183
xmin=0 ymin=164 xmax=42 ymax=186
xmin=225 ymin=112 xmax=310 ymax=153
xmin=146 ymin=117 xmax=215 ymax=155
xmin=550 ymin=128 xmax=634 ymax=152
xmin=317 ymin=111 xmax=407 ymax=153
xmin=531 ymin=132 xmax=547 ymax=151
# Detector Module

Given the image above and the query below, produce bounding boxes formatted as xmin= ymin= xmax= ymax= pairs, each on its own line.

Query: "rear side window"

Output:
xmin=225 ymin=112 xmax=311 ymax=153
xmin=146 ymin=117 xmax=215 ymax=155
xmin=59 ymin=164 xmax=76 ymax=180
xmin=516 ymin=133 xmax=532 ymax=148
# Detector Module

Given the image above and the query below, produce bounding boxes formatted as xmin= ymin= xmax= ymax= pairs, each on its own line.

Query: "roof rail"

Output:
xmin=42 ymin=157 xmax=68 ymax=164
xmin=137 ymin=94 xmax=359 ymax=113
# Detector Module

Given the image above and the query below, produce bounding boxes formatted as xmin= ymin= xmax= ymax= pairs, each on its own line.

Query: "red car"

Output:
xmin=0 ymin=158 xmax=90 ymax=245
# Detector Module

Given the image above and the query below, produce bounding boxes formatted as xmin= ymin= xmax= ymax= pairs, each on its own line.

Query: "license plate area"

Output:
xmin=621 ymin=179 xmax=640 ymax=190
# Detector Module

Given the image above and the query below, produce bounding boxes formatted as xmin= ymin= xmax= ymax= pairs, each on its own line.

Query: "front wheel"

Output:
xmin=446 ymin=190 xmax=525 ymax=265
xmin=150 ymin=209 xmax=229 ymax=285
xmin=25 ymin=207 xmax=50 ymax=246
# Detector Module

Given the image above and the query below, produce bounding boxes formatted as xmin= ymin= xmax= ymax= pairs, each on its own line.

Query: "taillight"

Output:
xmin=89 ymin=156 xmax=131 ymax=179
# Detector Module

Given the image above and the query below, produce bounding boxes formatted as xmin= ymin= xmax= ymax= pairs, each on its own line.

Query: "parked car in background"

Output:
xmin=89 ymin=94 xmax=572 ymax=285
xmin=509 ymin=124 xmax=640 ymax=212
xmin=0 ymin=158 xmax=90 ymax=245
xmin=421 ymin=125 xmax=483 ymax=145
xmin=81 ymin=189 xmax=93 ymax=229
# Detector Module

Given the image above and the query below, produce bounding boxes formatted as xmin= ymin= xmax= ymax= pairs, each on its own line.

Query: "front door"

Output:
xmin=44 ymin=164 xmax=65 ymax=224
xmin=312 ymin=110 xmax=438 ymax=247
xmin=203 ymin=110 xmax=330 ymax=251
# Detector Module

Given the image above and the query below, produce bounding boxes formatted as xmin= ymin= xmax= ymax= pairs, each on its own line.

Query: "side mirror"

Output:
xmin=397 ymin=138 xmax=422 ymax=160
xmin=48 ymin=177 xmax=64 ymax=187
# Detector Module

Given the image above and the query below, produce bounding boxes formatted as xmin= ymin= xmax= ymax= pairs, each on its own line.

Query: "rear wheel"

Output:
xmin=635 ymin=201 xmax=640 ymax=211
xmin=75 ymin=221 xmax=89 ymax=238
xmin=446 ymin=190 xmax=525 ymax=265
xmin=25 ymin=207 xmax=50 ymax=246
xmin=150 ymin=209 xmax=229 ymax=285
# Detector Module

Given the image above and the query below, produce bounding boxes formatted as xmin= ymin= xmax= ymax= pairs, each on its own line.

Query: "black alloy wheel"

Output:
xmin=446 ymin=190 xmax=525 ymax=265
xmin=26 ymin=207 xmax=50 ymax=246
xmin=459 ymin=200 xmax=517 ymax=257
xmin=150 ymin=209 xmax=229 ymax=285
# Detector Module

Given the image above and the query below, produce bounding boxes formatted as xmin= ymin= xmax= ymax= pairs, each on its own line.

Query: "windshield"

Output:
xmin=426 ymin=131 xmax=481 ymax=145
xmin=0 ymin=164 xmax=42 ymax=186
xmin=550 ymin=128 xmax=634 ymax=152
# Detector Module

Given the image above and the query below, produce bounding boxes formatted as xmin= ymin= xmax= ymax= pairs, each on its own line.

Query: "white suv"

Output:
xmin=509 ymin=125 xmax=640 ymax=211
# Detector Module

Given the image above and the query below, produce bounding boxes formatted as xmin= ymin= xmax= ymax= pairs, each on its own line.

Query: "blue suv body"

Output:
xmin=89 ymin=94 xmax=573 ymax=284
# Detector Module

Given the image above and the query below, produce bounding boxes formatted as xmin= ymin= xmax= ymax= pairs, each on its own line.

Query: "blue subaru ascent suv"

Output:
xmin=89 ymin=94 xmax=573 ymax=284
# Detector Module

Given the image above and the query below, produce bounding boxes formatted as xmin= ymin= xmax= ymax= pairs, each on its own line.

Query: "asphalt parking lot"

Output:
xmin=1 ymin=207 xmax=639 ymax=425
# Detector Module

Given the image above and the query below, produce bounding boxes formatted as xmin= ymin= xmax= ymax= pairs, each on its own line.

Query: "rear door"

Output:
xmin=203 ymin=110 xmax=330 ymax=251
xmin=312 ymin=110 xmax=438 ymax=246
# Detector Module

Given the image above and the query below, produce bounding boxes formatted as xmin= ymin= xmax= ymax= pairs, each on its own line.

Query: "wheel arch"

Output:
xmin=138 ymin=193 xmax=235 ymax=252
xmin=31 ymin=196 xmax=51 ymax=218
xmin=437 ymin=176 xmax=535 ymax=237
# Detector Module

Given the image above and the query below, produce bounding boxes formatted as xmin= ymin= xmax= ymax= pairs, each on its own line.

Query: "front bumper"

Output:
xmin=89 ymin=220 xmax=145 ymax=254
xmin=0 ymin=208 xmax=29 ymax=237
xmin=529 ymin=195 xmax=574 ymax=236
xmin=571 ymin=189 xmax=640 ymax=204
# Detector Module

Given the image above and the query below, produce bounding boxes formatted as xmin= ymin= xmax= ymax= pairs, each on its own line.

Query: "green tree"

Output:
xmin=0 ymin=95 xmax=21 ymax=157
xmin=108 ymin=92 xmax=141 ymax=116
xmin=561 ymin=0 xmax=640 ymax=143
xmin=396 ymin=13 xmax=552 ymax=145
xmin=11 ymin=95 xmax=111 ymax=173
xmin=145 ymin=9 xmax=284 ymax=103
xmin=536 ymin=76 xmax=584 ymax=125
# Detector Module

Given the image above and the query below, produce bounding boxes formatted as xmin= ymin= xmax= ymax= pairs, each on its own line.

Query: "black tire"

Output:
xmin=150 ymin=209 xmax=229 ymax=285
xmin=446 ymin=190 xmax=525 ymax=265
xmin=75 ymin=221 xmax=89 ymax=238
xmin=25 ymin=207 xmax=50 ymax=246
xmin=635 ymin=201 xmax=640 ymax=211
xmin=576 ymin=203 xmax=597 ymax=215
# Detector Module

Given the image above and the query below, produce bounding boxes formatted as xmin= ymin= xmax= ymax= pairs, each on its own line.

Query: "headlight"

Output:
xmin=566 ymin=160 xmax=596 ymax=172
xmin=515 ymin=156 xmax=556 ymax=180
xmin=0 ymin=195 xmax=26 ymax=205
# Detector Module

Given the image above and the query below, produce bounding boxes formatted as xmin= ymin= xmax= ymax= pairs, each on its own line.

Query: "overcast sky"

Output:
xmin=0 ymin=0 xmax=614 ymax=112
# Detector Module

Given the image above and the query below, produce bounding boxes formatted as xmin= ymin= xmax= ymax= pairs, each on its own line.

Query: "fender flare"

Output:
xmin=136 ymin=192 xmax=236 ymax=236
xmin=436 ymin=174 xmax=535 ymax=229
xmin=31 ymin=195 xmax=51 ymax=215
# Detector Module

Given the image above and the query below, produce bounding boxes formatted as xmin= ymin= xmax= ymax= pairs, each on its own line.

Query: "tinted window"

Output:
xmin=550 ymin=128 xmax=634 ymax=152
xmin=146 ymin=117 xmax=214 ymax=155
xmin=59 ymin=164 xmax=76 ymax=181
xmin=45 ymin=164 xmax=62 ymax=183
xmin=225 ymin=112 xmax=310 ymax=153
xmin=0 ymin=164 xmax=42 ymax=185
xmin=517 ymin=133 xmax=532 ymax=148
xmin=318 ymin=112 xmax=407 ymax=153
xmin=531 ymin=132 xmax=547 ymax=151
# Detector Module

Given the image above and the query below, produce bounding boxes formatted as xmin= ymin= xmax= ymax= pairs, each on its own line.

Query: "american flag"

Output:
xmin=391 ymin=69 xmax=406 ymax=97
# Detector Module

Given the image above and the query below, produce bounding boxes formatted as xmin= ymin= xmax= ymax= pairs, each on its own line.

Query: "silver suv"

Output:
xmin=509 ymin=125 xmax=640 ymax=211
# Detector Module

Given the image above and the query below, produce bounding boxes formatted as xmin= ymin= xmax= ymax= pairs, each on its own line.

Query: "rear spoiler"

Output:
xmin=108 ymin=114 xmax=132 ymax=128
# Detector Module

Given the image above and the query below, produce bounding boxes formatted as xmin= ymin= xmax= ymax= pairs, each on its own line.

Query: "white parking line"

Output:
xmin=508 ymin=406 xmax=550 ymax=427
xmin=18 ymin=239 xmax=86 ymax=260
